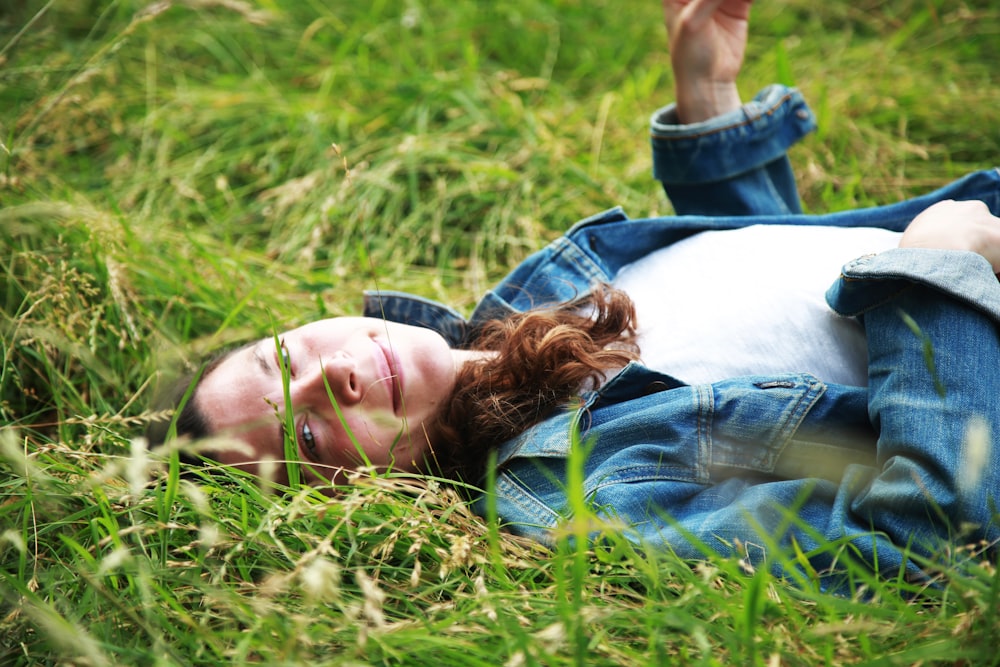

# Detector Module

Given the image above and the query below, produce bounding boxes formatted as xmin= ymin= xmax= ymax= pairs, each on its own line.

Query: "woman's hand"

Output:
xmin=900 ymin=200 xmax=1000 ymax=273
xmin=663 ymin=0 xmax=753 ymax=123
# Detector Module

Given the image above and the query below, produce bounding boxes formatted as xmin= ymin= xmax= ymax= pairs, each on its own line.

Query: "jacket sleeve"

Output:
xmin=844 ymin=279 xmax=1000 ymax=562
xmin=651 ymin=84 xmax=816 ymax=217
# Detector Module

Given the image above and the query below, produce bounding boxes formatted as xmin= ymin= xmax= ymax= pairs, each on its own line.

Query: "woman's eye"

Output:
xmin=302 ymin=421 xmax=317 ymax=456
xmin=279 ymin=340 xmax=292 ymax=374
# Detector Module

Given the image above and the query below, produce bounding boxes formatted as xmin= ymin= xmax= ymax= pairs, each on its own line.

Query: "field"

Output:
xmin=2 ymin=0 xmax=1000 ymax=664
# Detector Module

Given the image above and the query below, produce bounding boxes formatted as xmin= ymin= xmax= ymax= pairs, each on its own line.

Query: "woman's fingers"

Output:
xmin=663 ymin=0 xmax=752 ymax=122
xmin=900 ymin=200 xmax=1000 ymax=272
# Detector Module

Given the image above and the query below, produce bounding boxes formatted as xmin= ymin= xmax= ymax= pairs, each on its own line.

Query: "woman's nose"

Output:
xmin=294 ymin=352 xmax=362 ymax=407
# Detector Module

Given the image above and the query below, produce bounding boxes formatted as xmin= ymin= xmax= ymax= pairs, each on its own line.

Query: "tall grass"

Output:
xmin=2 ymin=0 xmax=999 ymax=664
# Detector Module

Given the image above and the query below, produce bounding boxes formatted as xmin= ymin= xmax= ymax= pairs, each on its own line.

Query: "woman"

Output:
xmin=155 ymin=0 xmax=1000 ymax=588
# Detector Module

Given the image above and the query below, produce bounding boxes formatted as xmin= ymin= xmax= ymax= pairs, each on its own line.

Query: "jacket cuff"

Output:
xmin=651 ymin=84 xmax=816 ymax=185
xmin=826 ymin=248 xmax=1000 ymax=324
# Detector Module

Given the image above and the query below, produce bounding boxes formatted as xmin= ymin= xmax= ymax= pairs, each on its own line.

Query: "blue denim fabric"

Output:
xmin=651 ymin=84 xmax=817 ymax=216
xmin=487 ymin=281 xmax=1000 ymax=589
xmin=361 ymin=84 xmax=1000 ymax=588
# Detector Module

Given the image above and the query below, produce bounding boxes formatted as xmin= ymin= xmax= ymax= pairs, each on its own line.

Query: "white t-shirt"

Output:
xmin=612 ymin=225 xmax=901 ymax=386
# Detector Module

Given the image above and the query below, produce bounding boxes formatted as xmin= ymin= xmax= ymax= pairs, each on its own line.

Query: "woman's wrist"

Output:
xmin=674 ymin=80 xmax=742 ymax=124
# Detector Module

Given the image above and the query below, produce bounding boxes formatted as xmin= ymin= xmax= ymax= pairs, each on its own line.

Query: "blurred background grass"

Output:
xmin=2 ymin=1 xmax=1000 ymax=665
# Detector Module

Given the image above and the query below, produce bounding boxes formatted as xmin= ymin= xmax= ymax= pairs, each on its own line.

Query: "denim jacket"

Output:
xmin=365 ymin=85 xmax=1000 ymax=587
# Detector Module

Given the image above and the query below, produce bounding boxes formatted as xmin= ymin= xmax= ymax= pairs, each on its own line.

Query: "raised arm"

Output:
xmin=652 ymin=0 xmax=816 ymax=217
xmin=663 ymin=0 xmax=751 ymax=123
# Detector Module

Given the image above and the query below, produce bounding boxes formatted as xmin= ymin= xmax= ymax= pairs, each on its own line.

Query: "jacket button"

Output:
xmin=642 ymin=381 xmax=669 ymax=396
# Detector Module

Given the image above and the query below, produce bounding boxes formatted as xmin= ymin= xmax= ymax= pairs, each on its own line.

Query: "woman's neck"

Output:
xmin=451 ymin=347 xmax=496 ymax=374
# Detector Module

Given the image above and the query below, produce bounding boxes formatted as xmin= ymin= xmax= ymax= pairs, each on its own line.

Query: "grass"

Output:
xmin=2 ymin=0 xmax=1000 ymax=664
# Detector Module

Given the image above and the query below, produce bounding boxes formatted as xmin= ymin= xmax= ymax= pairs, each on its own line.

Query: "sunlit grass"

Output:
xmin=2 ymin=0 xmax=1000 ymax=664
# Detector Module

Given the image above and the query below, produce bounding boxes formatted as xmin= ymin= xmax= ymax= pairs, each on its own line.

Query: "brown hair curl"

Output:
xmin=429 ymin=283 xmax=639 ymax=485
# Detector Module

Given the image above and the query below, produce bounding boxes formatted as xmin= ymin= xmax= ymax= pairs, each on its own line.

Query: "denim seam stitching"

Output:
xmin=649 ymin=92 xmax=796 ymax=141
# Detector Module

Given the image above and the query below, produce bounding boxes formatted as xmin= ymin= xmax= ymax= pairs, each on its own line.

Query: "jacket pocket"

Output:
xmin=705 ymin=373 xmax=876 ymax=482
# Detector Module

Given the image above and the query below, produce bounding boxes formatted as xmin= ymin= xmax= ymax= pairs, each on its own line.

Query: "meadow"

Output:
xmin=2 ymin=0 xmax=1000 ymax=664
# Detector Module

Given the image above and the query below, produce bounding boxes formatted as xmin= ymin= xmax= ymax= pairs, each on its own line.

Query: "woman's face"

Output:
xmin=194 ymin=317 xmax=464 ymax=484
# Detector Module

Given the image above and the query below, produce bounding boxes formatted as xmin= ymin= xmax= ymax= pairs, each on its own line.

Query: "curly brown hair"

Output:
xmin=426 ymin=283 xmax=639 ymax=485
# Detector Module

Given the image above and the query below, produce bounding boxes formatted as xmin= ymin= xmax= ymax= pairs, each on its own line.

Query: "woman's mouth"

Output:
xmin=373 ymin=336 xmax=402 ymax=415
